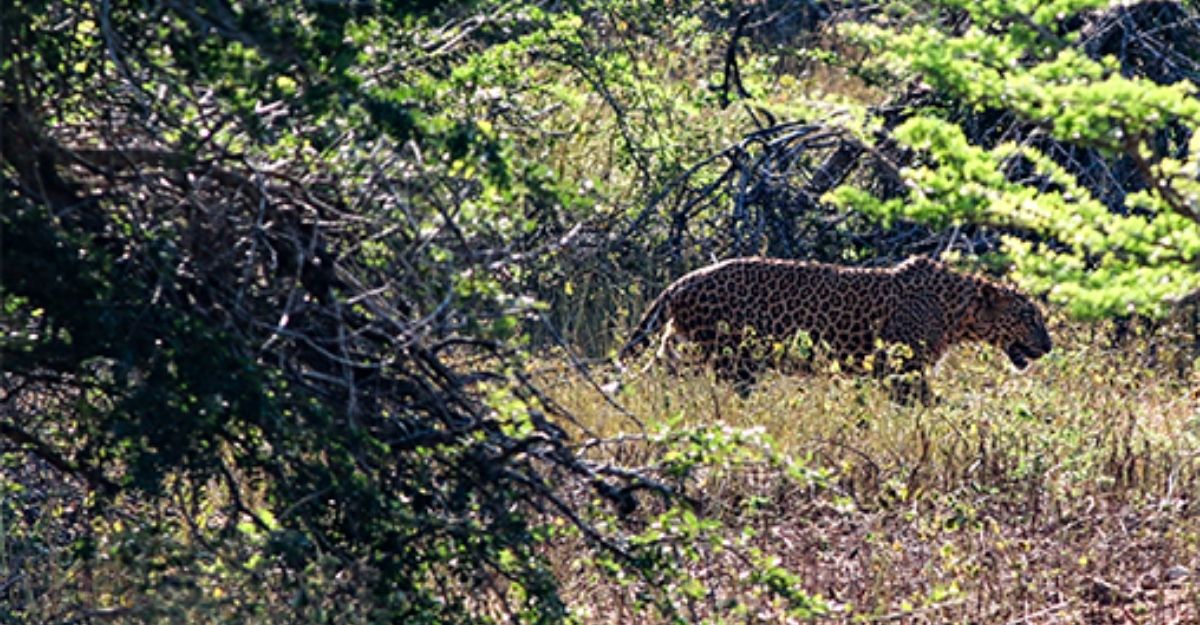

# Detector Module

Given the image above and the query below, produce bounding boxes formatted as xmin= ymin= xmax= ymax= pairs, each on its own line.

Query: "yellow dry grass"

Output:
xmin=530 ymin=319 xmax=1200 ymax=623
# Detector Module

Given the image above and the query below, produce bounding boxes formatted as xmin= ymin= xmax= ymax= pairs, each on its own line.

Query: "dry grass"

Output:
xmin=5 ymin=322 xmax=1199 ymax=624
xmin=534 ymin=320 xmax=1200 ymax=623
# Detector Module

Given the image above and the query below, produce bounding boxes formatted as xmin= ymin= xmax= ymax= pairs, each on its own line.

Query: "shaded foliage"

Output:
xmin=0 ymin=0 xmax=742 ymax=621
xmin=4 ymin=0 xmax=1200 ymax=622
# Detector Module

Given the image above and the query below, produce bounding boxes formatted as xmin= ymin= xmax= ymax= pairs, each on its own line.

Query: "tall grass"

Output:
xmin=537 ymin=320 xmax=1200 ymax=623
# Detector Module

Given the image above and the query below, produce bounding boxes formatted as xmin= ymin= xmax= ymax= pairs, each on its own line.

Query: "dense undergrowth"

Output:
xmin=4 ymin=0 xmax=1200 ymax=622
xmin=6 ymin=321 xmax=1198 ymax=623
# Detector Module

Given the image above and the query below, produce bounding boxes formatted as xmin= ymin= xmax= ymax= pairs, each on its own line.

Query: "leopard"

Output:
xmin=618 ymin=256 xmax=1052 ymax=402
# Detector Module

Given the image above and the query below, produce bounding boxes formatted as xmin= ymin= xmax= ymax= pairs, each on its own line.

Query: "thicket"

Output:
xmin=2 ymin=0 xmax=1198 ymax=622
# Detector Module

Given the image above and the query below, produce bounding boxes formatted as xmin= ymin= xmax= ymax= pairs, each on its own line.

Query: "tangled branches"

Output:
xmin=0 ymin=2 xmax=687 ymax=620
xmin=625 ymin=0 xmax=1200 ymax=286
xmin=626 ymin=101 xmax=998 ymax=278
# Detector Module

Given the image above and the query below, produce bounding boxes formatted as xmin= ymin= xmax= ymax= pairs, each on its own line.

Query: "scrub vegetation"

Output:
xmin=3 ymin=0 xmax=1200 ymax=622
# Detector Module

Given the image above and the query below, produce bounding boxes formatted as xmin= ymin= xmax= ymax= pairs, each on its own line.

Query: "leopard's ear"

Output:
xmin=977 ymin=283 xmax=1003 ymax=322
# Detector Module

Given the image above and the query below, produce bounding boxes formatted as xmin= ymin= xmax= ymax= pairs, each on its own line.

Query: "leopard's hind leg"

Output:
xmin=644 ymin=317 xmax=685 ymax=375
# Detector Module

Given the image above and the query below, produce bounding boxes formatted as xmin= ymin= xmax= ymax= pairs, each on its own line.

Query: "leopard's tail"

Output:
xmin=617 ymin=288 xmax=674 ymax=364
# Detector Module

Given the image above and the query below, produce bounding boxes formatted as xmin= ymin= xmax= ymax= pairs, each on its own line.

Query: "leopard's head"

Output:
xmin=968 ymin=283 xmax=1053 ymax=370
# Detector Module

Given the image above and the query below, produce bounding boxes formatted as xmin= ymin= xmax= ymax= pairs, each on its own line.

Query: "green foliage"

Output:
xmin=8 ymin=0 xmax=1200 ymax=621
xmin=0 ymin=0 xmax=834 ymax=622
xmin=834 ymin=0 xmax=1200 ymax=317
